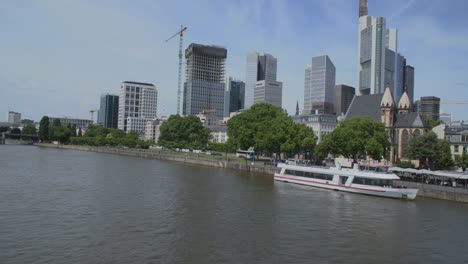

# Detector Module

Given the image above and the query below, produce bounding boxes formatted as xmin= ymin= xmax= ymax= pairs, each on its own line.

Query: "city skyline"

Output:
xmin=1 ymin=0 xmax=468 ymax=121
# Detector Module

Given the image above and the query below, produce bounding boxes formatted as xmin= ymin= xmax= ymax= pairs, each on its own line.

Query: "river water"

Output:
xmin=1 ymin=145 xmax=467 ymax=263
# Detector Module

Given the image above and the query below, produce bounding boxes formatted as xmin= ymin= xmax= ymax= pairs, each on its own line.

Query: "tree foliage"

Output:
xmin=69 ymin=125 xmax=150 ymax=148
xmin=406 ymin=132 xmax=454 ymax=170
xmin=22 ymin=124 xmax=37 ymax=135
xmin=39 ymin=116 xmax=50 ymax=141
xmin=427 ymin=119 xmax=443 ymax=129
xmin=158 ymin=115 xmax=211 ymax=149
xmin=315 ymin=117 xmax=388 ymax=161
xmin=226 ymin=103 xmax=317 ymax=158
xmin=0 ymin=126 xmax=9 ymax=133
xmin=455 ymin=151 xmax=468 ymax=171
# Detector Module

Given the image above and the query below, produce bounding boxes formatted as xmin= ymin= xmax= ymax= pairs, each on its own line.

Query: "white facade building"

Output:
xmin=210 ymin=126 xmax=228 ymax=143
xmin=293 ymin=113 xmax=338 ymax=143
xmin=7 ymin=111 xmax=21 ymax=123
xmin=145 ymin=118 xmax=165 ymax=143
xmin=118 ymin=81 xmax=158 ymax=133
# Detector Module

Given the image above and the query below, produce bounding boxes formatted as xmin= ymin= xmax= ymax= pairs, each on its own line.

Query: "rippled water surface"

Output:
xmin=1 ymin=145 xmax=468 ymax=263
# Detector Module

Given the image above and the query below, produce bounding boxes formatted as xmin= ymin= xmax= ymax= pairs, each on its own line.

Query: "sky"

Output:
xmin=1 ymin=0 xmax=468 ymax=122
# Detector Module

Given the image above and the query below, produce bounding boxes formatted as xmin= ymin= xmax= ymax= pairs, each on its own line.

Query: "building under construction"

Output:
xmin=183 ymin=43 xmax=227 ymax=118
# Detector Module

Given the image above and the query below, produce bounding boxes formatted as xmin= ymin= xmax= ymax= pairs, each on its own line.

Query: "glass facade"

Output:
xmin=98 ymin=94 xmax=119 ymax=128
xmin=304 ymin=55 xmax=336 ymax=114
xmin=183 ymin=43 xmax=226 ymax=118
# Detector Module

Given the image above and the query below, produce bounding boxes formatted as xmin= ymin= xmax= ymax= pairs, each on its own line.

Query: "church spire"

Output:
xmin=295 ymin=100 xmax=300 ymax=116
xmin=359 ymin=0 xmax=368 ymax=17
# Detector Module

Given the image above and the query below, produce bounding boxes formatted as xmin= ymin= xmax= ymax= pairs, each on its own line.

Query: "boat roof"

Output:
xmin=278 ymin=164 xmax=400 ymax=180
xmin=389 ymin=167 xmax=468 ymax=180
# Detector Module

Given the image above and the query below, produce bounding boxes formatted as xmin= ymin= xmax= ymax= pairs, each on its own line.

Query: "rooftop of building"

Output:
xmin=186 ymin=43 xmax=227 ymax=58
xmin=122 ymin=81 xmax=155 ymax=86
xmin=345 ymin=93 xmax=384 ymax=122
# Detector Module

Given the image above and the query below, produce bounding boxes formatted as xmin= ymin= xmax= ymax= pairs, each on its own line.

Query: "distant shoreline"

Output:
xmin=34 ymin=143 xmax=277 ymax=175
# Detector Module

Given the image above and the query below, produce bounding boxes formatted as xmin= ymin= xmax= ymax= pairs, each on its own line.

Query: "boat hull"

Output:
xmin=274 ymin=174 xmax=418 ymax=200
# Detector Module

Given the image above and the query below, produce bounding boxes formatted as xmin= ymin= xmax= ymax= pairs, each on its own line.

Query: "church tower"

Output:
xmin=398 ymin=90 xmax=411 ymax=114
xmin=380 ymin=87 xmax=394 ymax=128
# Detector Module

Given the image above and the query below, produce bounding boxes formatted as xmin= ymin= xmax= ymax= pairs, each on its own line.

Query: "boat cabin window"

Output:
xmin=285 ymin=169 xmax=334 ymax=181
xmin=359 ymin=165 xmax=389 ymax=173
xmin=353 ymin=177 xmax=393 ymax=187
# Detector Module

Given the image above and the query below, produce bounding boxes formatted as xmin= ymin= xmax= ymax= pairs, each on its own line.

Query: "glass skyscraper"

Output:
xmin=183 ymin=43 xmax=227 ymax=118
xmin=245 ymin=52 xmax=282 ymax=109
xmin=98 ymin=94 xmax=119 ymax=128
xmin=304 ymin=55 xmax=336 ymax=114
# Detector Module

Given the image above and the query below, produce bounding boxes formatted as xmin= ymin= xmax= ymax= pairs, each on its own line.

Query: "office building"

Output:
xmin=246 ymin=52 xmax=283 ymax=108
xmin=224 ymin=77 xmax=245 ymax=117
xmin=254 ymin=80 xmax=283 ymax=108
xmin=358 ymin=0 xmax=401 ymax=96
xmin=183 ymin=43 xmax=227 ymax=119
xmin=118 ymin=81 xmax=158 ymax=133
xmin=415 ymin=96 xmax=440 ymax=121
xmin=403 ymin=64 xmax=415 ymax=104
xmin=304 ymin=55 xmax=336 ymax=114
xmin=98 ymin=94 xmax=119 ymax=128
xmin=334 ymin=85 xmax=356 ymax=115
xmin=7 ymin=111 xmax=21 ymax=124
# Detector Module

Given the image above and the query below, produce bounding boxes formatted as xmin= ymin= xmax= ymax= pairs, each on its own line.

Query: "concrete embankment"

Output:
xmin=395 ymin=180 xmax=468 ymax=203
xmin=35 ymin=143 xmax=278 ymax=175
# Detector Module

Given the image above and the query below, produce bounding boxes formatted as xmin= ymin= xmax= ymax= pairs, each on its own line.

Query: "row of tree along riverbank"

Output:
xmin=29 ymin=103 xmax=466 ymax=171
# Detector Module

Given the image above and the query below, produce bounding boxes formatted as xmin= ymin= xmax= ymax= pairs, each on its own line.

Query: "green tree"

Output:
xmin=455 ymin=151 xmax=468 ymax=171
xmin=39 ymin=116 xmax=50 ymax=142
xmin=21 ymin=119 xmax=34 ymax=125
xmin=50 ymin=125 xmax=72 ymax=144
xmin=10 ymin=128 xmax=21 ymax=139
xmin=315 ymin=117 xmax=388 ymax=161
xmin=22 ymin=124 xmax=37 ymax=136
xmin=84 ymin=124 xmax=109 ymax=137
xmin=159 ymin=115 xmax=211 ymax=149
xmin=52 ymin=119 xmax=61 ymax=127
xmin=427 ymin=119 xmax=443 ymax=129
xmin=0 ymin=126 xmax=9 ymax=133
xmin=435 ymin=140 xmax=454 ymax=170
xmin=406 ymin=132 xmax=454 ymax=170
xmin=227 ymin=103 xmax=316 ymax=159
xmin=77 ymin=128 xmax=83 ymax=137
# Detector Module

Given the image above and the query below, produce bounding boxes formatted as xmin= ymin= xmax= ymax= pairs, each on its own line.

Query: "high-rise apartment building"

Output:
xmin=358 ymin=0 xmax=403 ymax=96
xmin=224 ymin=77 xmax=245 ymax=117
xmin=246 ymin=52 xmax=283 ymax=108
xmin=118 ymin=81 xmax=158 ymax=133
xmin=98 ymin=94 xmax=119 ymax=128
xmin=304 ymin=55 xmax=336 ymax=114
xmin=334 ymin=85 xmax=356 ymax=115
xmin=7 ymin=111 xmax=21 ymax=123
xmin=183 ymin=43 xmax=227 ymax=118
xmin=415 ymin=96 xmax=440 ymax=121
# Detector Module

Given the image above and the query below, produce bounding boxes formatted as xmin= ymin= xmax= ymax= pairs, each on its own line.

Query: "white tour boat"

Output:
xmin=274 ymin=163 xmax=419 ymax=200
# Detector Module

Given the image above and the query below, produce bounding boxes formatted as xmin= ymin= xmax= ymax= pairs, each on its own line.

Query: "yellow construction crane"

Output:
xmin=165 ymin=25 xmax=188 ymax=115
